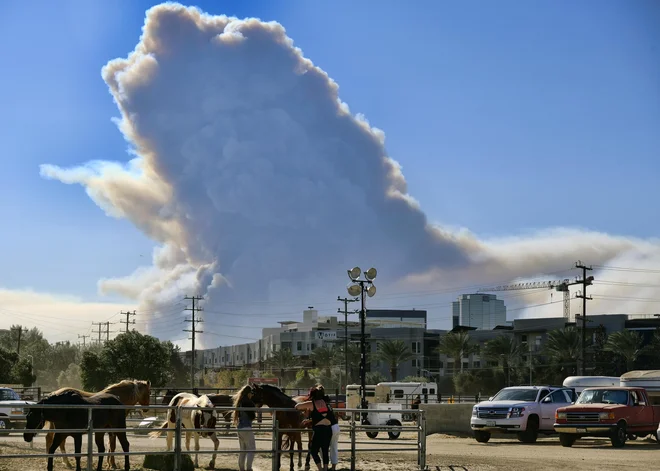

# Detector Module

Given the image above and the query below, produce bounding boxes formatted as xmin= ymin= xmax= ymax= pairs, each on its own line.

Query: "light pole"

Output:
xmin=346 ymin=266 xmax=377 ymax=424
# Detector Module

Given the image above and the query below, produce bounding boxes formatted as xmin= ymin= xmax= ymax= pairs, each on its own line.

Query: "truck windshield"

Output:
xmin=576 ymin=389 xmax=628 ymax=405
xmin=0 ymin=389 xmax=21 ymax=401
xmin=491 ymin=389 xmax=538 ymax=402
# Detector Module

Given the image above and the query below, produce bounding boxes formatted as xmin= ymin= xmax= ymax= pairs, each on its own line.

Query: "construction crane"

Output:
xmin=478 ymin=279 xmax=573 ymax=320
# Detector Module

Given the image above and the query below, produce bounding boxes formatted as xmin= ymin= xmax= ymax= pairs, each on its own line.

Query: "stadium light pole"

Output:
xmin=347 ymin=266 xmax=377 ymax=424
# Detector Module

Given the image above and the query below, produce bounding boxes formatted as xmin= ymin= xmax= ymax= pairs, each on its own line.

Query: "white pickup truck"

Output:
xmin=0 ymin=387 xmax=36 ymax=434
xmin=471 ymin=386 xmax=576 ymax=443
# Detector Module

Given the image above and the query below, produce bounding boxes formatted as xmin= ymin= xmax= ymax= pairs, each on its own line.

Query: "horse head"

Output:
xmin=249 ymin=383 xmax=264 ymax=407
xmin=23 ymin=402 xmax=45 ymax=443
xmin=161 ymin=389 xmax=178 ymax=405
xmin=136 ymin=380 xmax=151 ymax=413
xmin=194 ymin=396 xmax=217 ymax=438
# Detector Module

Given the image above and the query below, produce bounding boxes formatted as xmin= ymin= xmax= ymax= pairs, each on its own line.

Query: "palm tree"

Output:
xmin=335 ymin=343 xmax=362 ymax=383
xmin=604 ymin=330 xmax=647 ymax=372
xmin=267 ymin=347 xmax=298 ymax=382
xmin=543 ymin=327 xmax=581 ymax=376
xmin=436 ymin=332 xmax=476 ymax=375
xmin=374 ymin=340 xmax=414 ymax=381
xmin=483 ymin=335 xmax=521 ymax=386
xmin=310 ymin=345 xmax=336 ymax=379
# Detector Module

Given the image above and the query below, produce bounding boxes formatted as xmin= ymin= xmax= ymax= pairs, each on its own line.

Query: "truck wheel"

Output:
xmin=474 ymin=431 xmax=491 ymax=443
xmin=610 ymin=422 xmax=627 ymax=448
xmin=517 ymin=416 xmax=539 ymax=444
xmin=363 ymin=419 xmax=378 ymax=439
xmin=386 ymin=419 xmax=402 ymax=440
xmin=559 ymin=433 xmax=577 ymax=447
xmin=0 ymin=417 xmax=10 ymax=436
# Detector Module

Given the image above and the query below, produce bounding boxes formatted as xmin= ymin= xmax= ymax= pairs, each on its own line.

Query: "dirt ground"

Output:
xmin=1 ymin=431 xmax=659 ymax=470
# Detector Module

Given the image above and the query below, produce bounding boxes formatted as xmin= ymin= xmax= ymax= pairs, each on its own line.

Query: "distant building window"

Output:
xmin=297 ymin=341 xmax=302 ymax=351
xmin=521 ymin=335 xmax=528 ymax=342
xmin=462 ymin=362 xmax=469 ymax=369
xmin=412 ymin=358 xmax=419 ymax=368
xmin=473 ymin=361 xmax=481 ymax=368
xmin=311 ymin=343 xmax=316 ymax=351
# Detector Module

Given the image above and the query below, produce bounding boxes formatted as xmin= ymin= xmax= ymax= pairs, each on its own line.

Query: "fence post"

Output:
xmin=417 ymin=409 xmax=427 ymax=471
xmin=87 ymin=407 xmax=94 ymax=471
xmin=271 ymin=416 xmax=279 ymax=471
xmin=350 ymin=413 xmax=356 ymax=471
xmin=174 ymin=407 xmax=182 ymax=471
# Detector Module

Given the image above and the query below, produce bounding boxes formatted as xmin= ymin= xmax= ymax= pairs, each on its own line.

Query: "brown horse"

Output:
xmin=251 ymin=384 xmax=304 ymax=471
xmin=24 ymin=390 xmax=131 ymax=471
xmin=45 ymin=379 xmax=150 ymax=469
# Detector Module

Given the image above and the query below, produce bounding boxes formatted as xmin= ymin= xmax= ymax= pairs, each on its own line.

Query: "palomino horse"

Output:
xmin=24 ymin=390 xmax=130 ymax=471
xmin=251 ymin=384 xmax=304 ymax=471
xmin=149 ymin=393 xmax=219 ymax=469
xmin=160 ymin=389 xmax=233 ymax=428
xmin=46 ymin=379 xmax=150 ymax=469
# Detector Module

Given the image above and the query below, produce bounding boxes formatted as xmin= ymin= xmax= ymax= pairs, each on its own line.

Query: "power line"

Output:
xmin=575 ymin=260 xmax=593 ymax=375
xmin=121 ymin=310 xmax=136 ymax=333
xmin=77 ymin=334 xmax=89 ymax=347
xmin=92 ymin=322 xmax=105 ymax=344
xmin=184 ymin=295 xmax=204 ymax=390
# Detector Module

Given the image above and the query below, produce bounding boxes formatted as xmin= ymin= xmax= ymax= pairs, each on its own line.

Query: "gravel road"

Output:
xmin=1 ymin=431 xmax=658 ymax=470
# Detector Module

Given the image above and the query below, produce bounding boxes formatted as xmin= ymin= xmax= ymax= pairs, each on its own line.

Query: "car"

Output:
xmin=0 ymin=387 xmax=36 ymax=435
xmin=554 ymin=386 xmax=660 ymax=448
xmin=471 ymin=385 xmax=576 ymax=444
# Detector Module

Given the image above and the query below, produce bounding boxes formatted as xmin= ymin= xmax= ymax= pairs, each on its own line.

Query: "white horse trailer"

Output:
xmin=562 ymin=376 xmax=620 ymax=395
xmin=620 ymin=370 xmax=660 ymax=405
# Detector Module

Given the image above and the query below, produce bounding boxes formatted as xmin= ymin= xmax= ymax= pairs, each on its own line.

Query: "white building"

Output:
xmin=452 ymin=294 xmax=506 ymax=330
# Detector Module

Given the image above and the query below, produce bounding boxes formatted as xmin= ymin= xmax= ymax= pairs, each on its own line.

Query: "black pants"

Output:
xmin=309 ymin=425 xmax=332 ymax=466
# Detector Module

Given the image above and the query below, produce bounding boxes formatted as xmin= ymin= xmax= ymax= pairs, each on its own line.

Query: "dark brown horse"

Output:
xmin=24 ymin=390 xmax=130 ymax=471
xmin=46 ymin=379 xmax=150 ymax=469
xmin=251 ymin=384 xmax=304 ymax=471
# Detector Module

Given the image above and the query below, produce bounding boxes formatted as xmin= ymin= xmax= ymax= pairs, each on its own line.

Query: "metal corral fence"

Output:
xmin=0 ymin=404 xmax=428 ymax=471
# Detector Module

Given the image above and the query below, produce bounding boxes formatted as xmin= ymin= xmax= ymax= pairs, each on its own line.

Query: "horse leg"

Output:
xmin=115 ymin=432 xmax=131 ymax=471
xmin=305 ymin=430 xmax=312 ymax=471
xmin=48 ymin=433 xmax=67 ymax=471
xmin=107 ymin=433 xmax=117 ymax=469
xmin=73 ymin=433 xmax=83 ymax=471
xmin=60 ymin=436 xmax=74 ymax=469
xmin=277 ymin=431 xmax=283 ymax=471
xmin=193 ymin=433 xmax=201 ymax=469
xmin=297 ymin=433 xmax=303 ymax=469
xmin=208 ymin=433 xmax=219 ymax=469
xmin=95 ymin=432 xmax=105 ymax=471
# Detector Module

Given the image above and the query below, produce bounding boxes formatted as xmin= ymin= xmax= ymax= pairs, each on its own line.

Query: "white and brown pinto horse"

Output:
xmin=149 ymin=393 xmax=219 ymax=469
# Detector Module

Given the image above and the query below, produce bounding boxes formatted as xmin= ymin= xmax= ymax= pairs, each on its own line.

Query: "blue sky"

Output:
xmin=0 ymin=0 xmax=658 ymax=340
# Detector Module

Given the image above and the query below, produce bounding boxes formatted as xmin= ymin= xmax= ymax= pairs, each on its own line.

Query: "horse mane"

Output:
xmin=102 ymin=379 xmax=150 ymax=403
xmin=260 ymin=384 xmax=297 ymax=406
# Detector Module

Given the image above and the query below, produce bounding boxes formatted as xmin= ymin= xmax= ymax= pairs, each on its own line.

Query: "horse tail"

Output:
xmin=148 ymin=421 xmax=169 ymax=439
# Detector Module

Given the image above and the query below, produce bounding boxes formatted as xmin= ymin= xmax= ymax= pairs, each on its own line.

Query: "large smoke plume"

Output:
xmin=40 ymin=3 xmax=660 ymax=345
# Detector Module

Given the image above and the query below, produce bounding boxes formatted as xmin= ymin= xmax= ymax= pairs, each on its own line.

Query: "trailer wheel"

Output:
xmin=363 ymin=419 xmax=378 ymax=439
xmin=386 ymin=419 xmax=402 ymax=440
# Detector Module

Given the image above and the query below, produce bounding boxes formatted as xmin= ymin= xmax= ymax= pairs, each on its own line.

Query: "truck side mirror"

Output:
xmin=639 ymin=401 xmax=646 ymax=406
xmin=488 ymin=397 xmax=494 ymax=401
xmin=542 ymin=397 xmax=551 ymax=403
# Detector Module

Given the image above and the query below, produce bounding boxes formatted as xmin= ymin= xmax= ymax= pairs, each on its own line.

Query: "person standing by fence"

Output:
xmin=233 ymin=385 xmax=256 ymax=471
xmin=296 ymin=384 xmax=336 ymax=471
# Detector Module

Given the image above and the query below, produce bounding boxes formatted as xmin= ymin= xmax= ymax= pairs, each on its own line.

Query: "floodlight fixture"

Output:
xmin=347 ymin=283 xmax=362 ymax=297
xmin=367 ymin=284 xmax=377 ymax=297
xmin=348 ymin=266 xmax=362 ymax=281
xmin=365 ymin=267 xmax=377 ymax=281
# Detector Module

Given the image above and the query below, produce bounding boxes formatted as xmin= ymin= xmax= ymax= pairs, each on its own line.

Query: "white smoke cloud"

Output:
xmin=39 ymin=3 xmax=660 ymax=345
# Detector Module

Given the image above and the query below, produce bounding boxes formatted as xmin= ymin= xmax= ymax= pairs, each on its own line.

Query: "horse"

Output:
xmin=45 ymin=379 xmax=150 ymax=469
xmin=23 ymin=390 xmax=130 ymax=471
xmin=160 ymin=389 xmax=234 ymax=428
xmin=250 ymin=384 xmax=305 ymax=471
xmin=149 ymin=392 xmax=219 ymax=469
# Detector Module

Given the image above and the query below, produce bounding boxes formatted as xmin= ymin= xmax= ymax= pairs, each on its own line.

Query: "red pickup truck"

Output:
xmin=554 ymin=387 xmax=660 ymax=448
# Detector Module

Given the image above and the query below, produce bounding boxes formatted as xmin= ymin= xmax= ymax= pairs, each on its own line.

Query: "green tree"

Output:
xmin=483 ymin=335 xmax=521 ymax=386
xmin=335 ymin=343 xmax=361 ymax=383
xmin=604 ymin=330 xmax=647 ymax=372
xmin=0 ymin=347 xmax=18 ymax=383
xmin=592 ymin=325 xmax=617 ymax=376
xmin=79 ymin=331 xmax=183 ymax=390
xmin=366 ymin=371 xmax=386 ymax=384
xmin=267 ymin=347 xmax=298 ymax=384
xmin=374 ymin=340 xmax=414 ymax=381
xmin=436 ymin=332 xmax=476 ymax=374
xmin=311 ymin=346 xmax=336 ymax=379
xmin=11 ymin=358 xmax=36 ymax=386
xmin=543 ymin=327 xmax=581 ymax=378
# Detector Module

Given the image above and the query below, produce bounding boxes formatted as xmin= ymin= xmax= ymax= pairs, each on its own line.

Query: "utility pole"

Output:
xmin=78 ymin=334 xmax=89 ymax=347
xmin=121 ymin=310 xmax=136 ymax=333
xmin=104 ymin=322 xmax=115 ymax=342
xmin=14 ymin=326 xmax=28 ymax=355
xmin=575 ymin=260 xmax=593 ymax=375
xmin=92 ymin=322 xmax=104 ymax=344
xmin=184 ymin=296 xmax=204 ymax=390
xmin=337 ymin=296 xmax=358 ymax=392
